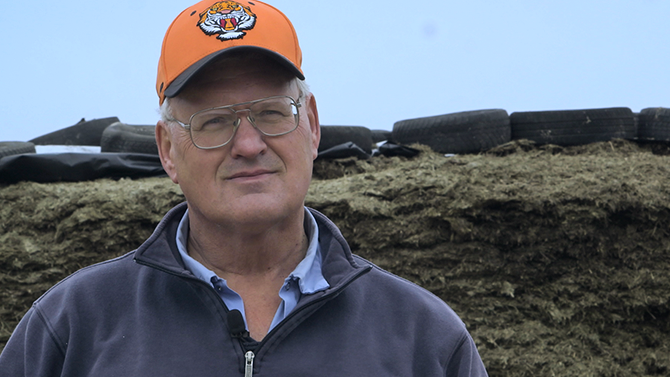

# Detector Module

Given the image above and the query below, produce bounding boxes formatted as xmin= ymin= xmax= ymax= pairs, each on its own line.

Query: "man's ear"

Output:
xmin=305 ymin=93 xmax=320 ymax=160
xmin=155 ymin=120 xmax=179 ymax=184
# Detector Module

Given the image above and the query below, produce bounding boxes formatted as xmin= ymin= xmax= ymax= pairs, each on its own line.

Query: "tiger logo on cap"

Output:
xmin=198 ymin=1 xmax=256 ymax=41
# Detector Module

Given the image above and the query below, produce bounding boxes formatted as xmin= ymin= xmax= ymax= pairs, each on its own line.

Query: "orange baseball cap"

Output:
xmin=156 ymin=0 xmax=304 ymax=105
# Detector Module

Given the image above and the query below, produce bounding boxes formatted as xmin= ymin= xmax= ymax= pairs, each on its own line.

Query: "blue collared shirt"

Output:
xmin=176 ymin=208 xmax=330 ymax=331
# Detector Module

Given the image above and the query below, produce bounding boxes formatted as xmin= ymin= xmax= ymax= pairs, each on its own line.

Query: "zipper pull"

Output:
xmin=244 ymin=350 xmax=255 ymax=377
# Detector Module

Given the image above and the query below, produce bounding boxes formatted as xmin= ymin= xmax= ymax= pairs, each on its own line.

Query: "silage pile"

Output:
xmin=2 ymin=139 xmax=670 ymax=376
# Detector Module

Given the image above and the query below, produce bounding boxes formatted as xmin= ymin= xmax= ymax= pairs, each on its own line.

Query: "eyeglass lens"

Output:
xmin=189 ymin=96 xmax=299 ymax=148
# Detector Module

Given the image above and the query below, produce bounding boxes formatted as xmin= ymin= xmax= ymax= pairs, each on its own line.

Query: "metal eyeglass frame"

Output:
xmin=169 ymin=95 xmax=302 ymax=150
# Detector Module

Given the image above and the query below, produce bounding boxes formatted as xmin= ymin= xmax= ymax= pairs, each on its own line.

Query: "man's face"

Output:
xmin=156 ymin=57 xmax=320 ymax=232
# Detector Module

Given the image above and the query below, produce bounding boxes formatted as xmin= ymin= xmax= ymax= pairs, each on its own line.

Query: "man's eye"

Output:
xmin=199 ymin=117 xmax=231 ymax=130
xmin=207 ymin=117 xmax=227 ymax=124
xmin=258 ymin=110 xmax=284 ymax=116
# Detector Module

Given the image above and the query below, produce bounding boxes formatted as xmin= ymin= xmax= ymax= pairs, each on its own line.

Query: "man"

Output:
xmin=0 ymin=1 xmax=488 ymax=375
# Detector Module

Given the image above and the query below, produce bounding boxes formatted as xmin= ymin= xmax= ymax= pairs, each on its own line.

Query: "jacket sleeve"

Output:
xmin=0 ymin=307 xmax=65 ymax=377
xmin=446 ymin=332 xmax=489 ymax=377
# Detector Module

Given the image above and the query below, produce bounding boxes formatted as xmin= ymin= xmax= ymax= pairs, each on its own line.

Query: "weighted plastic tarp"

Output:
xmin=0 ymin=153 xmax=166 ymax=184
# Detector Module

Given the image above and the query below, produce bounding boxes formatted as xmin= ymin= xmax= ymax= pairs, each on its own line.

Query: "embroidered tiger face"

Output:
xmin=198 ymin=1 xmax=257 ymax=41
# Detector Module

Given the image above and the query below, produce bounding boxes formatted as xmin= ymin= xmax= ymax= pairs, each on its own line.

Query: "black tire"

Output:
xmin=392 ymin=109 xmax=511 ymax=154
xmin=100 ymin=122 xmax=158 ymax=155
xmin=29 ymin=117 xmax=120 ymax=146
xmin=637 ymin=107 xmax=670 ymax=141
xmin=319 ymin=126 xmax=373 ymax=154
xmin=371 ymin=129 xmax=392 ymax=143
xmin=510 ymin=107 xmax=636 ymax=146
xmin=0 ymin=142 xmax=36 ymax=158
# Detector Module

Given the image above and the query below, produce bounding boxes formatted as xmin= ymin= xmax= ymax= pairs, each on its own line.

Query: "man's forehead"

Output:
xmin=172 ymin=63 xmax=297 ymax=111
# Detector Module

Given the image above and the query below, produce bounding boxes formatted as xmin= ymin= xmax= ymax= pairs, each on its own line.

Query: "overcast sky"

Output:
xmin=1 ymin=0 xmax=668 ymax=143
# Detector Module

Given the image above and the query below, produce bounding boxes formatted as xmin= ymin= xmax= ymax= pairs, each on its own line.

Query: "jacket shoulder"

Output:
xmin=36 ymin=251 xmax=139 ymax=305
xmin=351 ymin=254 xmax=467 ymax=327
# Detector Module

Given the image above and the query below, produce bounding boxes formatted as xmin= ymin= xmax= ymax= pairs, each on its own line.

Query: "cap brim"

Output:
xmin=163 ymin=46 xmax=305 ymax=99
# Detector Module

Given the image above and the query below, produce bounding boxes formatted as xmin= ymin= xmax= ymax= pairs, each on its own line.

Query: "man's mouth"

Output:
xmin=227 ymin=169 xmax=273 ymax=180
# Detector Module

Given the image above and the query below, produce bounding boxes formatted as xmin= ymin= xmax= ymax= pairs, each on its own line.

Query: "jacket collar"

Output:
xmin=134 ymin=203 xmax=371 ymax=290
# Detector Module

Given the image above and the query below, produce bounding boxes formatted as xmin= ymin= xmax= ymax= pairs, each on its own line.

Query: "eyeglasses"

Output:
xmin=171 ymin=95 xmax=302 ymax=149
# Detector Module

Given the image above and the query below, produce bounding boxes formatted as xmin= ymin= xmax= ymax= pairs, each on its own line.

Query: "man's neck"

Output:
xmin=185 ymin=210 xmax=310 ymax=341
xmin=185 ymin=208 xmax=309 ymax=284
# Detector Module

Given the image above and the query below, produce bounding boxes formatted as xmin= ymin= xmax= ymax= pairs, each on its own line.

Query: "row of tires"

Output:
xmin=0 ymin=118 xmax=158 ymax=159
xmin=1 ymin=107 xmax=669 ymax=159
xmin=323 ymin=106 xmax=670 ymax=156
xmin=391 ymin=106 xmax=669 ymax=155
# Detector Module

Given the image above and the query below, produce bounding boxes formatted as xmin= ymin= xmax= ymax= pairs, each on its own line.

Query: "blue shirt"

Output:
xmin=176 ymin=208 xmax=329 ymax=331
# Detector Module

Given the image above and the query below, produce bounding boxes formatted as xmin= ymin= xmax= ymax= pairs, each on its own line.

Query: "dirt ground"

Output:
xmin=1 ymin=139 xmax=669 ymax=376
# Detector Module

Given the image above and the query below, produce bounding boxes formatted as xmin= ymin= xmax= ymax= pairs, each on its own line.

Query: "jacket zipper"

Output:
xmin=136 ymin=257 xmax=372 ymax=376
xmin=244 ymin=351 xmax=255 ymax=377
xmin=234 ymin=265 xmax=372 ymax=376
xmin=254 ymin=264 xmax=372 ymax=343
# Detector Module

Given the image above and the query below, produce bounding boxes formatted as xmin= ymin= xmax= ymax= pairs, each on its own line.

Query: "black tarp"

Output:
xmin=0 ymin=153 xmax=166 ymax=184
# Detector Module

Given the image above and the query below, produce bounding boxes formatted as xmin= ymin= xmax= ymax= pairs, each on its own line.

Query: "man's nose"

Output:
xmin=228 ymin=115 xmax=267 ymax=157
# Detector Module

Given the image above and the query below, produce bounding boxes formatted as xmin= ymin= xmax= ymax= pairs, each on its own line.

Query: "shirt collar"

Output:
xmin=176 ymin=208 xmax=329 ymax=295
xmin=286 ymin=208 xmax=329 ymax=294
